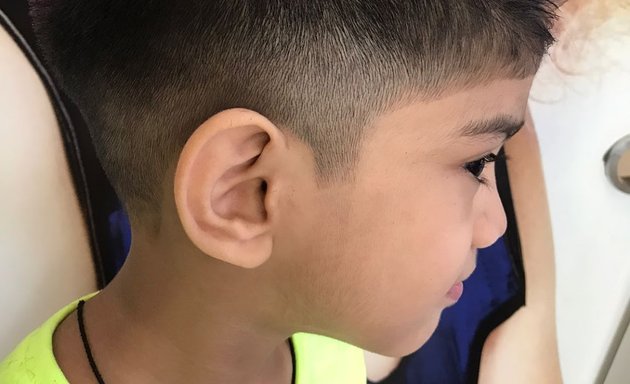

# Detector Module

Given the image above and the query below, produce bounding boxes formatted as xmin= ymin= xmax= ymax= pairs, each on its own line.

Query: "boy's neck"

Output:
xmin=54 ymin=243 xmax=295 ymax=384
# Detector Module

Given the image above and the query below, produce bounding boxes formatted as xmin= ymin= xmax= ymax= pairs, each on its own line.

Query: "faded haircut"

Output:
xmin=29 ymin=0 xmax=557 ymax=222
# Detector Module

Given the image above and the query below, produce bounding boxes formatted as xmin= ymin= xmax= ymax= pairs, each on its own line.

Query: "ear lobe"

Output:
xmin=174 ymin=109 xmax=284 ymax=269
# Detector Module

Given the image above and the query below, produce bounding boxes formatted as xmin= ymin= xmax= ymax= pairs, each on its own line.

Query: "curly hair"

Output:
xmin=552 ymin=0 xmax=630 ymax=71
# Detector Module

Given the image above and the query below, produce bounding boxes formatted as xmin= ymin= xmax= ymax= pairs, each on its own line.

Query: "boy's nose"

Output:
xmin=471 ymin=188 xmax=508 ymax=250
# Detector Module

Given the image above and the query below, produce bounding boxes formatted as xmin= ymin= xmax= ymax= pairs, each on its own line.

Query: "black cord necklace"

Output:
xmin=76 ymin=300 xmax=296 ymax=384
xmin=77 ymin=300 xmax=106 ymax=384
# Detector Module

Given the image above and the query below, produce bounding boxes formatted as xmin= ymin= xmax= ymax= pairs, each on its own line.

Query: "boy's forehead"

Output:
xmin=373 ymin=78 xmax=533 ymax=145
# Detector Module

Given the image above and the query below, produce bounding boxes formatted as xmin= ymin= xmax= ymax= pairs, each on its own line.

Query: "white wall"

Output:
xmin=530 ymin=36 xmax=630 ymax=384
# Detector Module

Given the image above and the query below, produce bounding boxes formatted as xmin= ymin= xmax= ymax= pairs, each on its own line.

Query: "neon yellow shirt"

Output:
xmin=0 ymin=294 xmax=365 ymax=384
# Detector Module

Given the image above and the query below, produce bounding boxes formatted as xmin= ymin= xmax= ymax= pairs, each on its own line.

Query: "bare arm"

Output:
xmin=477 ymin=108 xmax=563 ymax=384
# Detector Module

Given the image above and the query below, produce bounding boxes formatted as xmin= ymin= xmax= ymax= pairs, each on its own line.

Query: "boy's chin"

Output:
xmin=361 ymin=314 xmax=441 ymax=357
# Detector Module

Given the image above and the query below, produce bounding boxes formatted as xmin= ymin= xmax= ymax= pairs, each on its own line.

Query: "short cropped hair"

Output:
xmin=29 ymin=0 xmax=557 ymax=222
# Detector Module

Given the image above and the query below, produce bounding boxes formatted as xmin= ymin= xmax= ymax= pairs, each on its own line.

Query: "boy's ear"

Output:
xmin=174 ymin=108 xmax=286 ymax=268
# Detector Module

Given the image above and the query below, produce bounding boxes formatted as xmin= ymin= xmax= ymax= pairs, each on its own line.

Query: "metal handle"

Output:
xmin=604 ymin=134 xmax=630 ymax=194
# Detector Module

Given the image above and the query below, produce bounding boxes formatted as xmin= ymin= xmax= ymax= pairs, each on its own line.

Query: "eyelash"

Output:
xmin=463 ymin=152 xmax=505 ymax=185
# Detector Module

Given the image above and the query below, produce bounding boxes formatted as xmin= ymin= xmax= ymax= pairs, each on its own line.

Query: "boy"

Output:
xmin=0 ymin=1 xmax=558 ymax=383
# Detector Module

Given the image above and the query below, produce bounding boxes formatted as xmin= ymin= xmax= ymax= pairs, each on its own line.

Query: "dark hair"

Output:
xmin=29 ymin=0 xmax=557 ymax=222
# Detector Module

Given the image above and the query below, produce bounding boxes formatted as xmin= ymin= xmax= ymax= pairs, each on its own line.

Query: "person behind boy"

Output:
xmin=0 ymin=1 xmax=558 ymax=383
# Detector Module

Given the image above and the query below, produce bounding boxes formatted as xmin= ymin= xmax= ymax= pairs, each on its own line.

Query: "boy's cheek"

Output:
xmin=310 ymin=222 xmax=468 ymax=349
xmin=275 ymin=172 xmax=474 ymax=350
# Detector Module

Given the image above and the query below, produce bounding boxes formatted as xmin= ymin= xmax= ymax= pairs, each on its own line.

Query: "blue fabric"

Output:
xmin=108 ymin=207 xmax=131 ymax=270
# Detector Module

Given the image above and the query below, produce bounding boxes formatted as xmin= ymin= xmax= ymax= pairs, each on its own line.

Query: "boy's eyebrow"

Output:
xmin=457 ymin=116 xmax=525 ymax=140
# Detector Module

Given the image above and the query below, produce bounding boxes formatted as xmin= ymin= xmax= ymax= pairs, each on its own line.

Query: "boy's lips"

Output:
xmin=446 ymin=260 xmax=476 ymax=302
xmin=446 ymin=282 xmax=464 ymax=301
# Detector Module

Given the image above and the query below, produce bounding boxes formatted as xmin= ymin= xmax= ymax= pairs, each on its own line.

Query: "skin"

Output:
xmin=53 ymin=77 xmax=533 ymax=384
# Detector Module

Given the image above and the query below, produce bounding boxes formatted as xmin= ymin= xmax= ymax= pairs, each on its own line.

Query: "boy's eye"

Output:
xmin=464 ymin=153 xmax=499 ymax=182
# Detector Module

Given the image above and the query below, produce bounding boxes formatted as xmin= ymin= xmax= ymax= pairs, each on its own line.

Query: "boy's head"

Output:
xmin=30 ymin=1 xmax=556 ymax=356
